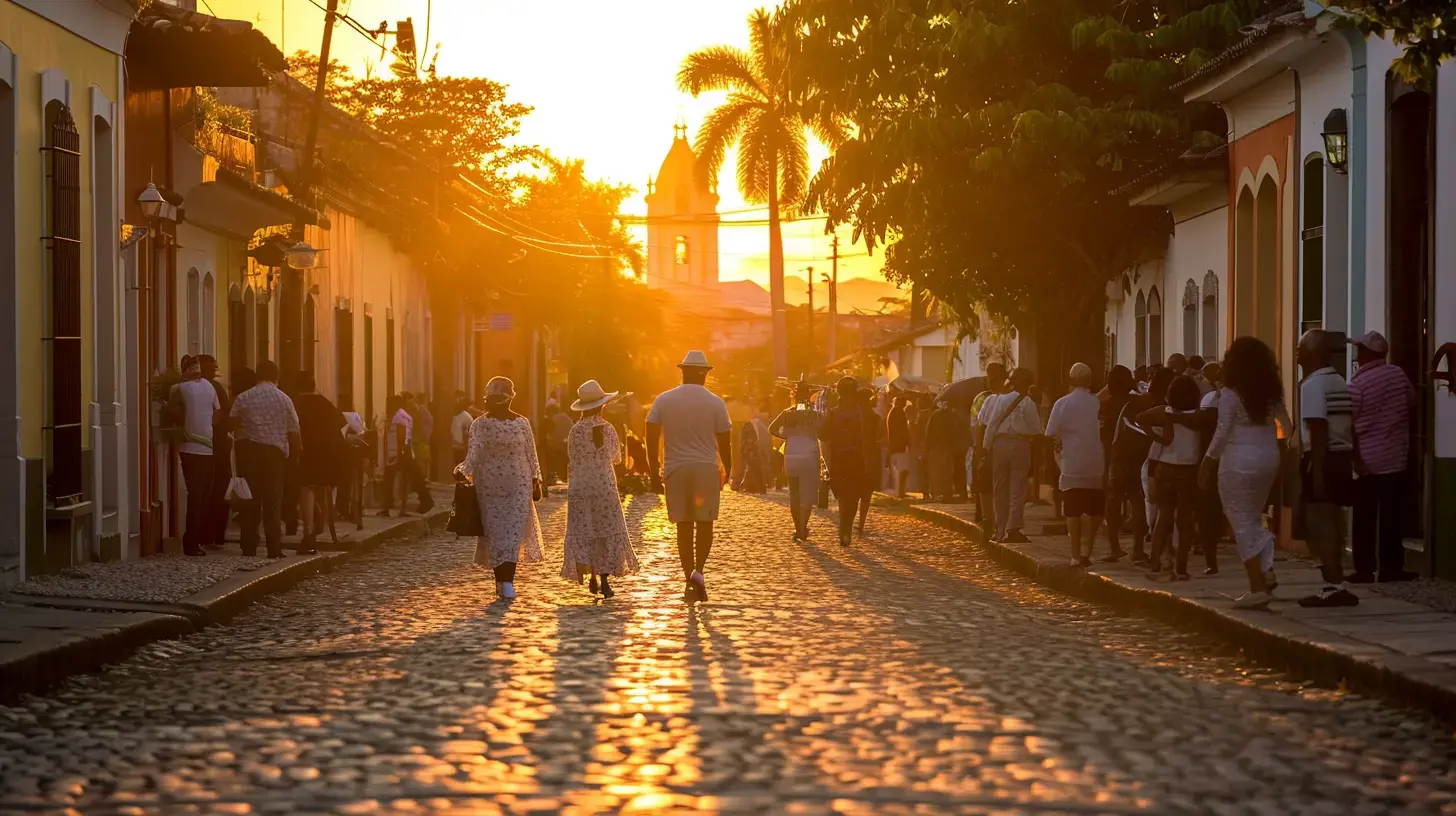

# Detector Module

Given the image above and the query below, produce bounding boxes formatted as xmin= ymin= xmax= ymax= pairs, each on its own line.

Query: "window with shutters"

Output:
xmin=336 ymin=303 xmax=354 ymax=410
xmin=1182 ymin=279 xmax=1199 ymax=357
xmin=43 ymin=104 xmax=82 ymax=502
xmin=1202 ymin=271 xmax=1219 ymax=360
xmin=1134 ymin=291 xmax=1148 ymax=369
xmin=1148 ymin=287 xmax=1163 ymax=366
xmin=363 ymin=311 xmax=374 ymax=423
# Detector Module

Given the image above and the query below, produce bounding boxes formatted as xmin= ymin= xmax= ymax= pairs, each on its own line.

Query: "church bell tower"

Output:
xmin=645 ymin=123 xmax=721 ymax=292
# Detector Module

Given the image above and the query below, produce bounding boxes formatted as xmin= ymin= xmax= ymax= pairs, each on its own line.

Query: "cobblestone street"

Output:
xmin=3 ymin=492 xmax=1455 ymax=814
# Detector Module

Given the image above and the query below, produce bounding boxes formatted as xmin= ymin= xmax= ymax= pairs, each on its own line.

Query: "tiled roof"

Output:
xmin=1111 ymin=144 xmax=1228 ymax=199
xmin=127 ymin=3 xmax=286 ymax=89
xmin=1171 ymin=3 xmax=1310 ymax=92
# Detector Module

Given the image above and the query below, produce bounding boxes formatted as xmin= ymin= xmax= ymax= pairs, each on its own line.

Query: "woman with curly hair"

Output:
xmin=1200 ymin=337 xmax=1293 ymax=609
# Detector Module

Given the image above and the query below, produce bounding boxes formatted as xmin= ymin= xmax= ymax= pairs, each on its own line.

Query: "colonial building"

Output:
xmin=645 ymin=123 xmax=720 ymax=294
xmin=0 ymin=0 xmax=133 ymax=583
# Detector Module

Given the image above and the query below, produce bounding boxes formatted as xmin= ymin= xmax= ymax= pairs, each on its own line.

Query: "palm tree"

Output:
xmin=678 ymin=7 xmax=843 ymax=378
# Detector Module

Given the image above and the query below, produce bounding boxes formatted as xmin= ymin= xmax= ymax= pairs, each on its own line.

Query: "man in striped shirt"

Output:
xmin=1347 ymin=331 xmax=1419 ymax=583
xmin=1297 ymin=330 xmax=1359 ymax=608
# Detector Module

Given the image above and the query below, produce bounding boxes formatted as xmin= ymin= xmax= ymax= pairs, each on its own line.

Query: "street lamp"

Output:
xmin=286 ymin=240 xmax=319 ymax=269
xmin=137 ymin=182 xmax=165 ymax=220
xmin=1322 ymin=108 xmax=1349 ymax=174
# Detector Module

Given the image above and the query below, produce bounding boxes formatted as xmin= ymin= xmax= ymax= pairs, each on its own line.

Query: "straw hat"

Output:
xmin=570 ymin=379 xmax=625 ymax=412
xmin=677 ymin=350 xmax=713 ymax=370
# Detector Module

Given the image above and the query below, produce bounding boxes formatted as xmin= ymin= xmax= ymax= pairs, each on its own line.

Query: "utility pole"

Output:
xmin=805 ymin=266 xmax=815 ymax=364
xmin=826 ymin=235 xmax=839 ymax=365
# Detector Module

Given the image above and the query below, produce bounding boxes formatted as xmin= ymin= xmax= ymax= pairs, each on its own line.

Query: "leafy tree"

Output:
xmin=789 ymin=0 xmax=1270 ymax=380
xmin=1323 ymin=0 xmax=1454 ymax=87
xmin=677 ymin=7 xmax=847 ymax=378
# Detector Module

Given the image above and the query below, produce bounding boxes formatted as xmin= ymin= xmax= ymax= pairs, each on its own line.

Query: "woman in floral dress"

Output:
xmin=456 ymin=376 xmax=543 ymax=600
xmin=563 ymin=380 xmax=639 ymax=598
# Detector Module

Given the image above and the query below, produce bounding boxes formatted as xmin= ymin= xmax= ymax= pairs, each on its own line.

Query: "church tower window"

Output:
xmin=675 ymin=235 xmax=689 ymax=267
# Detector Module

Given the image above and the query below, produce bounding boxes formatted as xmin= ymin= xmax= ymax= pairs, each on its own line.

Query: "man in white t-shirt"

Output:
xmin=647 ymin=350 xmax=733 ymax=603
xmin=1044 ymin=363 xmax=1105 ymax=566
xmin=450 ymin=395 xmax=474 ymax=468
xmin=1297 ymin=329 xmax=1358 ymax=608
xmin=173 ymin=356 xmax=221 ymax=557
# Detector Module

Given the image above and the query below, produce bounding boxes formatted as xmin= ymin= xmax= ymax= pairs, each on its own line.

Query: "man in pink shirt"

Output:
xmin=1347 ymin=331 xmax=1418 ymax=583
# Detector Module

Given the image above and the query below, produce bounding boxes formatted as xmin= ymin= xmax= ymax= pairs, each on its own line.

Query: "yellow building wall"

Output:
xmin=1 ymin=3 xmax=121 ymax=459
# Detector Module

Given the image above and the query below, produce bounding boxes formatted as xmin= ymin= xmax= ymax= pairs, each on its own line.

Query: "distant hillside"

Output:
xmin=719 ymin=276 xmax=904 ymax=315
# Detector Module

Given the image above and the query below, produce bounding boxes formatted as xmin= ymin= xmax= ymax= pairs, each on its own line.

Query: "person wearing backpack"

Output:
xmin=982 ymin=368 xmax=1041 ymax=544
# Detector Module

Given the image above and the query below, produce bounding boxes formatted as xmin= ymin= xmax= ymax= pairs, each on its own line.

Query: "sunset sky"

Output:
xmin=209 ymin=0 xmax=892 ymax=286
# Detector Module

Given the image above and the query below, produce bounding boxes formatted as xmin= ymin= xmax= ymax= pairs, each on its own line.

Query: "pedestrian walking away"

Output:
xmin=822 ymin=377 xmax=874 ymax=547
xmin=983 ymin=368 xmax=1041 ymax=544
xmin=456 ymin=376 xmax=544 ymax=600
xmin=646 ymin=350 xmax=733 ymax=603
xmin=1044 ymin=363 xmax=1105 ymax=567
xmin=229 ymin=360 xmax=301 ymax=558
xmin=199 ymin=355 xmax=233 ymax=550
xmin=1346 ymin=330 xmax=1419 ymax=583
xmin=1193 ymin=362 xmax=1224 ymax=576
xmin=886 ymin=394 xmax=911 ymax=498
xmin=925 ymin=399 xmax=956 ymax=503
xmin=1202 ymin=337 xmax=1291 ymax=609
xmin=1137 ymin=375 xmax=1203 ymax=580
xmin=563 ymin=380 xmax=640 ymax=598
xmin=1098 ymin=365 xmax=1136 ymax=562
xmin=293 ymin=372 xmax=347 ymax=552
xmin=451 ymin=395 xmax=474 ymax=469
xmin=1296 ymin=330 xmax=1359 ymax=608
xmin=171 ymin=355 xmax=221 ymax=557
xmin=770 ymin=379 xmax=824 ymax=542
xmin=381 ymin=395 xmax=433 ymax=517
xmin=856 ymin=386 xmax=884 ymax=537
xmin=971 ymin=362 xmax=1007 ymax=526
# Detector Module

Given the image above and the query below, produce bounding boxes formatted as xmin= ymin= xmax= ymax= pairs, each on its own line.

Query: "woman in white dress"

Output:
xmin=1199 ymin=337 xmax=1293 ymax=610
xmin=456 ymin=376 xmax=543 ymax=599
xmin=563 ymin=380 xmax=639 ymax=598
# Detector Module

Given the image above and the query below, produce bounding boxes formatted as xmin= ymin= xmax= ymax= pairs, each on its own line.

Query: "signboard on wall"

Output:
xmin=472 ymin=313 xmax=514 ymax=332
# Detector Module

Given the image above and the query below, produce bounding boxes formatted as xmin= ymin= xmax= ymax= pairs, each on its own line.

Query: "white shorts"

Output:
xmin=666 ymin=462 xmax=722 ymax=523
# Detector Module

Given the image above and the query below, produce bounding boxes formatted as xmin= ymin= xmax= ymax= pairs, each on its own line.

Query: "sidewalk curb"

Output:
xmin=0 ymin=507 xmax=450 ymax=703
xmin=886 ymin=496 xmax=1456 ymax=723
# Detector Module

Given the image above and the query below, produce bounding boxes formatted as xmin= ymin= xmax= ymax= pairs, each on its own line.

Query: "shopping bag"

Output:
xmin=447 ymin=479 xmax=485 ymax=537
xmin=225 ymin=448 xmax=252 ymax=503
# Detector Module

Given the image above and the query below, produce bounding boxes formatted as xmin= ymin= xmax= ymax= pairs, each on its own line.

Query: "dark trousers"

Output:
xmin=205 ymin=438 xmax=232 ymax=547
xmin=1149 ymin=463 xmax=1198 ymax=573
xmin=1352 ymin=470 xmax=1407 ymax=577
xmin=179 ymin=453 xmax=214 ymax=553
xmin=1107 ymin=464 xmax=1147 ymax=557
xmin=237 ymin=439 xmax=287 ymax=555
xmin=950 ymin=445 xmax=969 ymax=499
xmin=1196 ymin=481 xmax=1221 ymax=571
xmin=383 ymin=449 xmax=429 ymax=511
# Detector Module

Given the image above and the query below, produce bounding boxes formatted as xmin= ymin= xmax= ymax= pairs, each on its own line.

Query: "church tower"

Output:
xmin=645 ymin=123 xmax=720 ymax=291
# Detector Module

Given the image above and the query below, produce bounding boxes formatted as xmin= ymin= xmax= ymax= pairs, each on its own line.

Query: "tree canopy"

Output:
xmin=1326 ymin=0 xmax=1454 ymax=87
xmin=787 ymin=0 xmax=1274 ymax=361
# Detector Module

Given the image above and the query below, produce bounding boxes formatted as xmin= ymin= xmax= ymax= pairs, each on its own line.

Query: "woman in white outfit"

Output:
xmin=1199 ymin=337 xmax=1292 ymax=609
xmin=563 ymin=380 xmax=639 ymax=598
xmin=770 ymin=380 xmax=824 ymax=542
xmin=456 ymin=376 xmax=544 ymax=599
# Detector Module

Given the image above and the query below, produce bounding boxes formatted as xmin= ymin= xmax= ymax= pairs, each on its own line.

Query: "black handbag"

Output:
xmin=446 ymin=480 xmax=484 ymax=537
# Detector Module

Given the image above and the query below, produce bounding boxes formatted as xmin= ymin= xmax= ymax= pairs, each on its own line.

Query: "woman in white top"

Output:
xmin=1200 ymin=337 xmax=1293 ymax=609
xmin=1136 ymin=375 xmax=1203 ymax=579
xmin=770 ymin=381 xmax=825 ymax=542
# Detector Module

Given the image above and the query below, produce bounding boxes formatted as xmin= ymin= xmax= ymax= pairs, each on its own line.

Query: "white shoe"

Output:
xmin=1232 ymin=591 xmax=1272 ymax=610
xmin=501 ymin=582 xmax=516 ymax=600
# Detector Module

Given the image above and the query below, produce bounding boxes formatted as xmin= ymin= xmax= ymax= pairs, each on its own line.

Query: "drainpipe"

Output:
xmin=1338 ymin=30 xmax=1369 ymax=335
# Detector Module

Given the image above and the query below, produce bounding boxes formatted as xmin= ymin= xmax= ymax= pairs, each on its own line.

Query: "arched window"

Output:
xmin=186 ymin=268 xmax=201 ymax=356
xmin=1202 ymin=271 xmax=1219 ymax=360
xmin=243 ymin=285 xmax=257 ymax=368
xmin=44 ymin=101 xmax=82 ymax=500
xmin=201 ymin=273 xmax=215 ymax=355
xmin=1255 ymin=178 xmax=1278 ymax=345
xmin=1148 ymin=287 xmax=1163 ymax=366
xmin=674 ymin=235 xmax=688 ymax=267
xmin=1235 ymin=187 xmax=1254 ymax=337
xmin=1182 ymin=279 xmax=1199 ymax=356
xmin=1134 ymin=291 xmax=1148 ymax=369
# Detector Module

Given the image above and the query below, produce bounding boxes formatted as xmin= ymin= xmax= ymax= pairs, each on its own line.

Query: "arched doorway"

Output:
xmin=1255 ymin=177 xmax=1279 ymax=347
xmin=1234 ymin=188 xmax=1255 ymax=338
xmin=1387 ymin=81 xmax=1434 ymax=547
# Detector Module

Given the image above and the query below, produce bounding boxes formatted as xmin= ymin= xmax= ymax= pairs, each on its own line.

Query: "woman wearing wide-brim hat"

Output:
xmin=562 ymin=379 xmax=640 ymax=598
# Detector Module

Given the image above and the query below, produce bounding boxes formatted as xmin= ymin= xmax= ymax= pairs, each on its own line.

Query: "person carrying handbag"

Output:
xmin=982 ymin=368 xmax=1041 ymax=544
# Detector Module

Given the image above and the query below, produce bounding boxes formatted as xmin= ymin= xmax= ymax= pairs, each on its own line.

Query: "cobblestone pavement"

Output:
xmin=2 ymin=493 xmax=1454 ymax=814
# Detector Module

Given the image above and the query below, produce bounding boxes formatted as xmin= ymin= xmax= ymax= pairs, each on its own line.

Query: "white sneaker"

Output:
xmin=1232 ymin=591 xmax=1272 ymax=610
xmin=500 ymin=582 xmax=516 ymax=599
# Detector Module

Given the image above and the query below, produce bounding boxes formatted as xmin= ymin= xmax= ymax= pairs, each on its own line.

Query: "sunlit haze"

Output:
xmin=210 ymin=0 xmax=893 ymax=288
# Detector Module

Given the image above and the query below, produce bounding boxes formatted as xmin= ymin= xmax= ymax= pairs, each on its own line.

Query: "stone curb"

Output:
xmin=0 ymin=507 xmax=450 ymax=703
xmin=881 ymin=495 xmax=1456 ymax=724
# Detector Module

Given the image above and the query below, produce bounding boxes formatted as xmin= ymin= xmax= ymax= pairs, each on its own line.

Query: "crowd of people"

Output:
xmin=1031 ymin=330 xmax=1416 ymax=610
xmin=168 ymin=355 xmax=466 ymax=559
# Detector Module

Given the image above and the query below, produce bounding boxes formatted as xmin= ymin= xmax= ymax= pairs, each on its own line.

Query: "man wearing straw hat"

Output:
xmin=647 ymin=350 xmax=733 ymax=603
